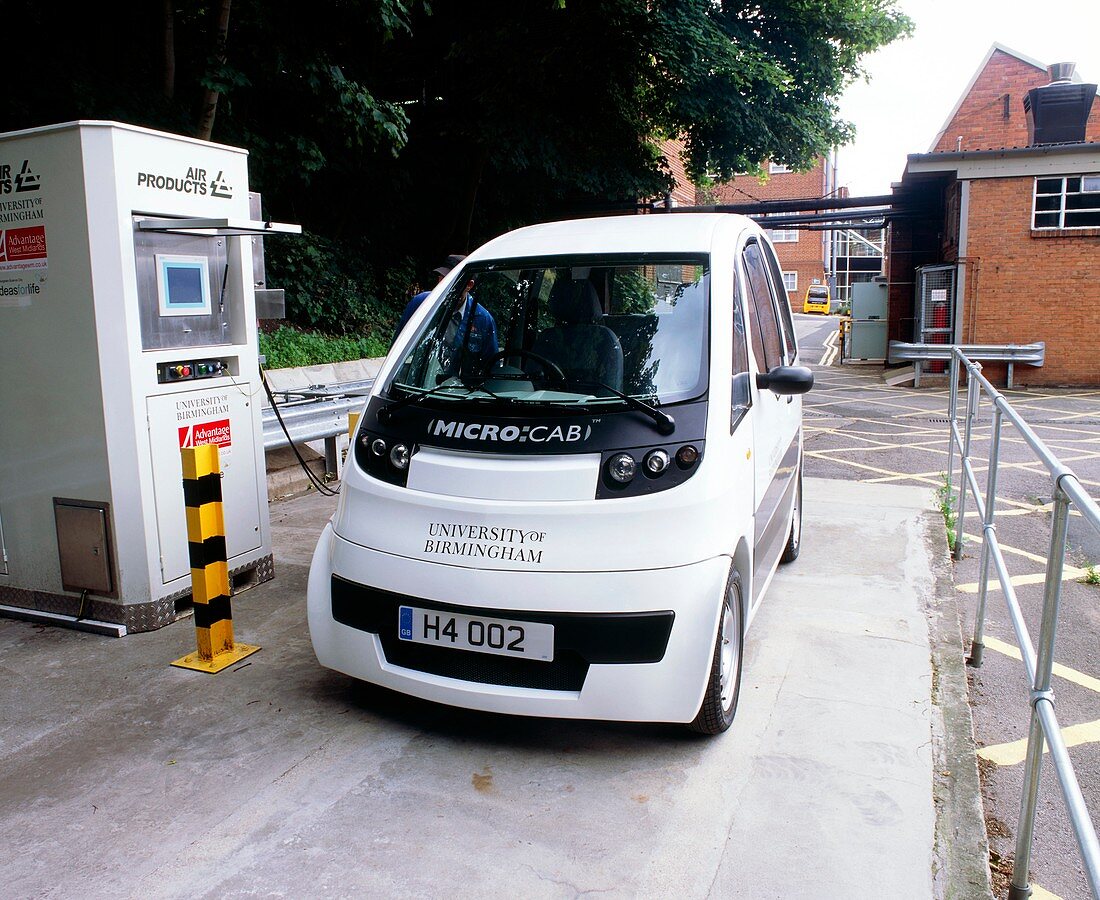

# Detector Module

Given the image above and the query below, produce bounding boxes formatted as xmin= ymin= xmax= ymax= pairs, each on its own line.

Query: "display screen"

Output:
xmin=156 ymin=254 xmax=211 ymax=317
xmin=165 ymin=264 xmax=205 ymax=307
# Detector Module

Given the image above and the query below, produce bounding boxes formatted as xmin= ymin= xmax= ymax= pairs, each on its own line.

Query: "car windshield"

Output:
xmin=389 ymin=255 xmax=709 ymax=408
xmin=808 ymin=287 xmax=828 ymax=298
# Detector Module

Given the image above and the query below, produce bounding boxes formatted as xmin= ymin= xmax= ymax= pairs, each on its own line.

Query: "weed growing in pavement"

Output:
xmin=937 ymin=473 xmax=958 ymax=553
xmin=1080 ymin=563 xmax=1100 ymax=586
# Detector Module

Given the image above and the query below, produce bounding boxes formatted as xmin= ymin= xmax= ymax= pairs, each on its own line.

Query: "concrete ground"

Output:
xmin=796 ymin=312 xmax=1100 ymax=900
xmin=0 ymin=474 xmax=968 ymax=898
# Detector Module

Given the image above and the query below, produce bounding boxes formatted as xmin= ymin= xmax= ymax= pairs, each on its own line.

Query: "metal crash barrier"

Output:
xmin=889 ymin=341 xmax=1045 ymax=388
xmin=945 ymin=349 xmax=1100 ymax=899
xmin=262 ymin=379 xmax=374 ymax=477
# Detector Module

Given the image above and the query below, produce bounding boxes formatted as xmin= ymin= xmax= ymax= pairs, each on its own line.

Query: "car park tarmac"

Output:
xmin=0 ymin=471 xmax=960 ymax=897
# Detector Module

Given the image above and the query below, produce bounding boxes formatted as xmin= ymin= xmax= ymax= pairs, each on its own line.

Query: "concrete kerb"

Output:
xmin=927 ymin=503 xmax=995 ymax=899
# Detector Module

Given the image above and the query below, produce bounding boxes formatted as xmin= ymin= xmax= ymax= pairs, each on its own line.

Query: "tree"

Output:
xmin=0 ymin=0 xmax=909 ymax=333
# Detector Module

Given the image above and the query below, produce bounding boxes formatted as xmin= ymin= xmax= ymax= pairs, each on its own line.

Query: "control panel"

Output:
xmin=157 ymin=358 xmax=230 ymax=384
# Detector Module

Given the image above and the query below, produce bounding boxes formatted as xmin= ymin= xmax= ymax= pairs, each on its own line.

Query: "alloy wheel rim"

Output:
xmin=719 ymin=599 xmax=737 ymax=710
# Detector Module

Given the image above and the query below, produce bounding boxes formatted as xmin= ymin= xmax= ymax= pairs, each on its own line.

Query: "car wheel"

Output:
xmin=780 ymin=466 xmax=803 ymax=564
xmin=688 ymin=569 xmax=744 ymax=735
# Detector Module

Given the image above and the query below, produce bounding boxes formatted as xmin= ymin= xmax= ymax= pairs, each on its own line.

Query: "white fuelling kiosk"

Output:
xmin=0 ymin=121 xmax=299 ymax=633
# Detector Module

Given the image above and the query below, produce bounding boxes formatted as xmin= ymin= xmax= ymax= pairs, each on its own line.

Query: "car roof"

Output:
xmin=466 ymin=214 xmax=756 ymax=262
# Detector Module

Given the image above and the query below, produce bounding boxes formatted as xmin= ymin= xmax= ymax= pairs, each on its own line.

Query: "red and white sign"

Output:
xmin=179 ymin=418 xmax=232 ymax=449
xmin=0 ymin=226 xmax=47 ymax=271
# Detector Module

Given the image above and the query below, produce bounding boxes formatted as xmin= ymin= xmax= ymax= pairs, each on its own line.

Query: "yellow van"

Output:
xmin=802 ymin=284 xmax=830 ymax=315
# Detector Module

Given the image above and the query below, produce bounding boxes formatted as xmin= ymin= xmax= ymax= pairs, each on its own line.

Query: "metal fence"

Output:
xmin=946 ymin=349 xmax=1100 ymax=899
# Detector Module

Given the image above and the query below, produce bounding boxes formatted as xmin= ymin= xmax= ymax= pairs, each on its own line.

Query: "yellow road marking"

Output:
xmin=962 ymin=533 xmax=1052 ymax=566
xmin=810 ymin=441 xmax=947 ymax=456
xmin=803 ymin=452 xmax=944 ymax=486
xmin=956 ymin=566 xmax=1085 ymax=594
xmin=977 ymin=718 xmax=1100 ymax=766
xmin=1031 ymin=884 xmax=1066 ymax=900
xmin=983 ymin=636 xmax=1100 ymax=694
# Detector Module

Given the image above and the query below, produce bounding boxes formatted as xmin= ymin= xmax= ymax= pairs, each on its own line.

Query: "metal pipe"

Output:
xmin=954 ymin=372 xmax=979 ymax=560
xmin=989 ymin=538 xmax=1039 ymax=684
xmin=1010 ymin=709 xmax=1047 ymax=900
xmin=1010 ymin=488 xmax=1072 ymax=897
xmin=943 ymin=351 xmax=1100 ymax=899
xmin=946 ymin=353 xmax=960 ymax=510
xmin=970 ymin=404 xmax=1003 ymax=666
xmin=962 ymin=458 xmax=988 ymax=524
xmin=1035 ymin=698 xmax=1100 ymax=897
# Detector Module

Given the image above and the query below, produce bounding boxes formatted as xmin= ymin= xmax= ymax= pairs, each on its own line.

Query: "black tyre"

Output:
xmin=779 ymin=466 xmax=803 ymax=564
xmin=688 ymin=569 xmax=744 ymax=735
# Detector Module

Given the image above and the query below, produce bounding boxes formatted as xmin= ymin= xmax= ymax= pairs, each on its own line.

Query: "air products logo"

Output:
xmin=0 ymin=160 xmax=41 ymax=195
xmin=427 ymin=419 xmax=592 ymax=444
xmin=138 ymin=165 xmax=234 ymax=199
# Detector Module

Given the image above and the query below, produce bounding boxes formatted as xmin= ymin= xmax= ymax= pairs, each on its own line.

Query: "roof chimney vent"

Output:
xmin=1024 ymin=62 xmax=1096 ymax=145
xmin=1047 ymin=62 xmax=1076 ymax=84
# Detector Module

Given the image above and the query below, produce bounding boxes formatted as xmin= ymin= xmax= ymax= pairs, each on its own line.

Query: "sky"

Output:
xmin=836 ymin=0 xmax=1100 ymax=196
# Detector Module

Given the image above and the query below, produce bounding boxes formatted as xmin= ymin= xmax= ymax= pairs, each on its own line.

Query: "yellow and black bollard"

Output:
xmin=171 ymin=443 xmax=260 ymax=673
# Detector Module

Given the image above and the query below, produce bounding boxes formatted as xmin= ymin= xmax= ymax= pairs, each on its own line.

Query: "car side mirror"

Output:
xmin=756 ymin=365 xmax=814 ymax=395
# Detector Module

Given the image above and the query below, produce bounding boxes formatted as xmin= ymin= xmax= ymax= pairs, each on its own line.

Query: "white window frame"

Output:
xmin=1032 ymin=175 xmax=1100 ymax=230
xmin=764 ymin=213 xmax=798 ymax=243
xmin=782 ymin=271 xmax=798 ymax=293
xmin=769 ymin=162 xmax=791 ymax=174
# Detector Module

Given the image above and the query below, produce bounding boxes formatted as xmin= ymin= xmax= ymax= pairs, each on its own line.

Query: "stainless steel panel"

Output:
xmin=54 ymin=500 xmax=114 ymax=594
xmin=133 ymin=217 xmax=230 ymax=350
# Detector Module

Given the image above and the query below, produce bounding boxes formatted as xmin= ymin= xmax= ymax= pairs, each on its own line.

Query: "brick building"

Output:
xmin=886 ymin=44 xmax=1100 ymax=385
xmin=711 ymin=158 xmax=837 ymax=309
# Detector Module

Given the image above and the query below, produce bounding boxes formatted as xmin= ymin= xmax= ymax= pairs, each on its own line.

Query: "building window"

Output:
xmin=782 ymin=271 xmax=797 ymax=293
xmin=1033 ymin=175 xmax=1100 ymax=230
xmin=769 ymin=163 xmax=791 ymax=174
xmin=764 ymin=213 xmax=798 ymax=243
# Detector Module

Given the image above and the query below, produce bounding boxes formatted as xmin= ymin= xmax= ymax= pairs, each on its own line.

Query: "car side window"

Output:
xmin=732 ymin=271 xmax=751 ymax=431
xmin=742 ymin=241 xmax=784 ymax=373
xmin=760 ymin=240 xmax=797 ymax=363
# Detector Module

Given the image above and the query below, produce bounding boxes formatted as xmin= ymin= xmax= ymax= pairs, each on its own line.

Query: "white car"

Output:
xmin=308 ymin=214 xmax=811 ymax=734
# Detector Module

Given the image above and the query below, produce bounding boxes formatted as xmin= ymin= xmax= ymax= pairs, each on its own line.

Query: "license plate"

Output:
xmin=398 ymin=606 xmax=554 ymax=662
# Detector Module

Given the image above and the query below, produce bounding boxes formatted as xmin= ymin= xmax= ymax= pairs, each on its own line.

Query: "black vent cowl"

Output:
xmin=1025 ymin=63 xmax=1097 ymax=145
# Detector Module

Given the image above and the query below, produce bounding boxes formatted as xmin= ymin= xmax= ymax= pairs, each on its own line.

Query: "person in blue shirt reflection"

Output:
xmin=392 ymin=255 xmax=465 ymax=343
xmin=439 ymin=277 xmax=498 ymax=375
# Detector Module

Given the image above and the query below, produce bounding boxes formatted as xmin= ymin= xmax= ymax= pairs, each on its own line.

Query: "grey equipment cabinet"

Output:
xmin=848 ymin=281 xmax=889 ymax=361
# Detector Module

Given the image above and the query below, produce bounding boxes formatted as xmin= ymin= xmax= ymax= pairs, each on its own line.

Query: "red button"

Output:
xmin=181 ymin=366 xmax=191 ymax=377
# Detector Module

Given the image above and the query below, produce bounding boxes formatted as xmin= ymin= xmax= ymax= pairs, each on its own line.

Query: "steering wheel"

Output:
xmin=479 ymin=348 xmax=567 ymax=383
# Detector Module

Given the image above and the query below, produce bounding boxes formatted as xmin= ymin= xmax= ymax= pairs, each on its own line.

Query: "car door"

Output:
xmin=740 ymin=237 xmax=801 ymax=601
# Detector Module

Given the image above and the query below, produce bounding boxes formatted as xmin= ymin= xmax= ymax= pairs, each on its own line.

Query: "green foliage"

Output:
xmin=259 ymin=326 xmax=390 ymax=370
xmin=937 ymin=474 xmax=958 ymax=553
xmin=1080 ymin=563 xmax=1100 ymax=586
xmin=5 ymin=0 xmax=911 ymax=332
xmin=264 ymin=231 xmax=413 ymax=339
xmin=611 ymin=269 xmax=656 ymax=315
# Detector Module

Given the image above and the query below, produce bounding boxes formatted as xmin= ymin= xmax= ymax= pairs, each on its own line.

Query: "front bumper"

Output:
xmin=307 ymin=526 xmax=730 ymax=723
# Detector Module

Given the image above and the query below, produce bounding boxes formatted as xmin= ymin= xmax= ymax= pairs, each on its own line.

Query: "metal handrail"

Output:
xmin=946 ymin=349 xmax=1100 ymax=899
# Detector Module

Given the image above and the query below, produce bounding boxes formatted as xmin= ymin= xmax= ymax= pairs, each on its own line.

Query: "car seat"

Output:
xmin=533 ymin=279 xmax=624 ymax=391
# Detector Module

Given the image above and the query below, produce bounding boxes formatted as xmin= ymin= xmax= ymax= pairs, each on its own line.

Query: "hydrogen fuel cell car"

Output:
xmin=307 ymin=214 xmax=812 ymax=734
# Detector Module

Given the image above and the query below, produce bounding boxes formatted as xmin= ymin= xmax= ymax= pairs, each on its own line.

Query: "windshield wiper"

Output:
xmin=557 ymin=379 xmax=675 ymax=436
xmin=377 ymin=378 xmax=468 ymax=422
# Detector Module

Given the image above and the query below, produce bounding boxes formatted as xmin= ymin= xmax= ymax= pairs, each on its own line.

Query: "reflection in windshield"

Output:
xmin=391 ymin=256 xmax=709 ymax=408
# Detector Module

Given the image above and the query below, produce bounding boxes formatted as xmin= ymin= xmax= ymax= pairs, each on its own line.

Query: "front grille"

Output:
xmin=331 ymin=575 xmax=674 ymax=692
